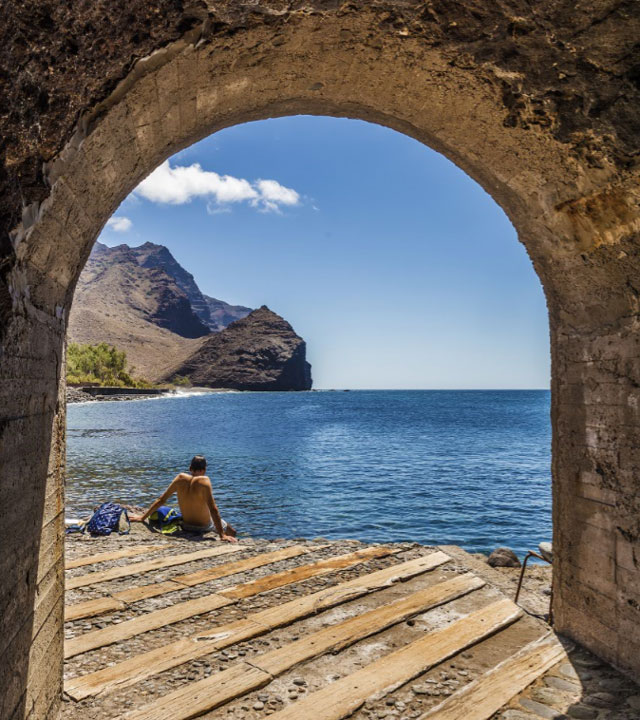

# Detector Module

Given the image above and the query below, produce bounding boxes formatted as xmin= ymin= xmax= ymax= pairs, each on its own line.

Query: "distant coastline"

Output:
xmin=66 ymin=385 xmax=235 ymax=404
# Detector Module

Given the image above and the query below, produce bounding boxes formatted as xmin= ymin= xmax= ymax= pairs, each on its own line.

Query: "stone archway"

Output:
xmin=1 ymin=3 xmax=639 ymax=718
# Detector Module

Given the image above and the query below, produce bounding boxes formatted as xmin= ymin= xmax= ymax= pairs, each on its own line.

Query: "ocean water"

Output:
xmin=65 ymin=390 xmax=552 ymax=556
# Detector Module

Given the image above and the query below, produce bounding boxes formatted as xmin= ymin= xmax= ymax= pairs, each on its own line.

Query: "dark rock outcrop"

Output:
xmin=487 ymin=547 xmax=521 ymax=568
xmin=166 ymin=306 xmax=312 ymax=391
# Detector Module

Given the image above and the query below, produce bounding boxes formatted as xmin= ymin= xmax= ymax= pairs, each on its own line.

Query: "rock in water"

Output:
xmin=487 ymin=547 xmax=521 ymax=568
xmin=166 ymin=306 xmax=312 ymax=391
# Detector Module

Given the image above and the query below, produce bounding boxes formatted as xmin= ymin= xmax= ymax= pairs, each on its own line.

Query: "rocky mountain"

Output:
xmin=165 ymin=306 xmax=312 ymax=391
xmin=129 ymin=242 xmax=252 ymax=332
xmin=68 ymin=242 xmax=312 ymax=389
xmin=129 ymin=241 xmax=213 ymax=326
xmin=68 ymin=243 xmax=209 ymax=380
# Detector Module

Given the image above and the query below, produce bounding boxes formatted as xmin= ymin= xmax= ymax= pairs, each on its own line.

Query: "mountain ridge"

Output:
xmin=127 ymin=241 xmax=252 ymax=332
xmin=68 ymin=242 xmax=312 ymax=390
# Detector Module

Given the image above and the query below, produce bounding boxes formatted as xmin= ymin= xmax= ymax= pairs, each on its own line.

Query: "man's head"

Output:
xmin=189 ymin=455 xmax=207 ymax=475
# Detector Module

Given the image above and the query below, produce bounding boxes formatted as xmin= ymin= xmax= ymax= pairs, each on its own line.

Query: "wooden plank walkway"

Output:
xmin=64 ymin=545 xmax=398 ymax=659
xmin=65 ymin=544 xmax=166 ymax=570
xmin=263 ymin=599 xmax=523 ymax=720
xmin=65 ymin=545 xmax=310 ymax=621
xmin=63 ymin=542 xmax=561 ymax=720
xmin=418 ymin=633 xmax=568 ymax=720
xmin=65 ymin=551 xmax=451 ymax=700
xmin=121 ymin=575 xmax=487 ymax=720
xmin=66 ymin=545 xmax=243 ymax=590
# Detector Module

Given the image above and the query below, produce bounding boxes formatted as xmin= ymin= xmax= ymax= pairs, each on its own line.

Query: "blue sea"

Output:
xmin=65 ymin=390 xmax=552 ymax=556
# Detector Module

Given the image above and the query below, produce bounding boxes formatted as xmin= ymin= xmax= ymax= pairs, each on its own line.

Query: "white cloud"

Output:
xmin=135 ymin=161 xmax=301 ymax=214
xmin=253 ymin=179 xmax=300 ymax=213
xmin=106 ymin=216 xmax=132 ymax=232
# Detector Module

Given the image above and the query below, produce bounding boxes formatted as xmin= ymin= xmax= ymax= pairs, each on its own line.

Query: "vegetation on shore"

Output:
xmin=67 ymin=342 xmax=153 ymax=388
xmin=172 ymin=374 xmax=193 ymax=387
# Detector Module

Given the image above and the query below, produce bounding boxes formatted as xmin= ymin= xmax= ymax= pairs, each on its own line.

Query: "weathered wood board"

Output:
xmin=419 ymin=633 xmax=568 ymax=720
xmin=218 ymin=545 xmax=397 ymax=600
xmin=120 ymin=574 xmax=484 ymax=720
xmin=64 ymin=592 xmax=232 ymax=658
xmin=172 ymin=545 xmax=310 ymax=587
xmin=66 ymin=545 xmax=244 ymax=590
xmin=65 ymin=544 xmax=166 ymax=570
xmin=65 ymin=552 xmax=451 ymax=700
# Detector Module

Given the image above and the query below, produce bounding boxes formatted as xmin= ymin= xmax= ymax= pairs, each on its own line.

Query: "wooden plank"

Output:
xmin=65 ymin=545 xmax=309 ymax=621
xmin=107 ymin=580 xmax=189 ymax=605
xmin=128 ymin=662 xmax=273 ymax=720
xmin=219 ymin=545 xmax=396 ymax=600
xmin=419 ymin=633 xmax=567 ymax=720
xmin=65 ymin=544 xmax=244 ymax=590
xmin=65 ymin=544 xmax=167 ymax=570
xmin=255 ymin=574 xmax=486 ymax=676
xmin=65 ymin=552 xmax=451 ymax=700
xmin=263 ymin=599 xmax=523 ymax=720
xmin=65 ymin=546 xmax=391 ymax=661
xmin=64 ymin=581 xmax=185 ymax=622
xmin=247 ymin=551 xmax=451 ymax=629
xmin=65 ymin=596 xmax=128 ymax=621
xmin=170 ymin=545 xmax=309 ymax=587
xmin=118 ymin=573 xmax=483 ymax=720
xmin=65 ymin=619 xmax=268 ymax=701
xmin=64 ymin=592 xmax=232 ymax=659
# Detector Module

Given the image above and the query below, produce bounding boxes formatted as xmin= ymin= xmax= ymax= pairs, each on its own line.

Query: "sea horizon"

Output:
xmin=66 ymin=389 xmax=552 ymax=556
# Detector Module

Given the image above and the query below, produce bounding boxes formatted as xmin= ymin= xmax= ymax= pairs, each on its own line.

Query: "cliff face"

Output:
xmin=68 ymin=243 xmax=311 ymax=389
xmin=71 ymin=243 xmax=211 ymax=338
xmin=130 ymin=242 xmax=213 ymax=328
xmin=165 ymin=306 xmax=313 ymax=391
xmin=129 ymin=242 xmax=252 ymax=332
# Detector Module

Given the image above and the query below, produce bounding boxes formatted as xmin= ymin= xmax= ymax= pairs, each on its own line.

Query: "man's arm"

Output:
xmin=205 ymin=479 xmax=237 ymax=542
xmin=129 ymin=476 xmax=180 ymax=522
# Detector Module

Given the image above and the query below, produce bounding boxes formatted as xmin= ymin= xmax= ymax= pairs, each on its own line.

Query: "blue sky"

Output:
xmin=100 ymin=116 xmax=550 ymax=390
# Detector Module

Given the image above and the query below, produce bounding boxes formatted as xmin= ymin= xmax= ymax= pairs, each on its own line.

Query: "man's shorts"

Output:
xmin=181 ymin=517 xmax=228 ymax=535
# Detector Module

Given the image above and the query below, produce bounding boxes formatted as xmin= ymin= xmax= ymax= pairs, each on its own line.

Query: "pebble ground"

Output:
xmin=62 ymin=529 xmax=639 ymax=720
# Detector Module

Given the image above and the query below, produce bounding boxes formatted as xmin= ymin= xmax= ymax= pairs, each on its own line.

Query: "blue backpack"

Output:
xmin=86 ymin=502 xmax=130 ymax=536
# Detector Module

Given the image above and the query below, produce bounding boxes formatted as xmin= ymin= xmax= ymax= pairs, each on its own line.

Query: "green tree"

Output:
xmin=67 ymin=343 xmax=151 ymax=387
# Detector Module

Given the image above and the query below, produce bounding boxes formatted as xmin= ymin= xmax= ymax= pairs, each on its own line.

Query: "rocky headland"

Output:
xmin=165 ymin=306 xmax=313 ymax=391
xmin=68 ymin=242 xmax=311 ymax=391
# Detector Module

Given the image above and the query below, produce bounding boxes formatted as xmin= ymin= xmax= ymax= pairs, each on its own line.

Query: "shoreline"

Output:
xmin=66 ymin=386 xmax=235 ymax=404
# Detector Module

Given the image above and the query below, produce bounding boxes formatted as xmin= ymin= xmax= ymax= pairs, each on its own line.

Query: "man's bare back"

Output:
xmin=175 ymin=473 xmax=220 ymax=526
xmin=130 ymin=456 xmax=237 ymax=542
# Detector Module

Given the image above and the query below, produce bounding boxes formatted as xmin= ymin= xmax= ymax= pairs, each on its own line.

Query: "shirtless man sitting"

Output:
xmin=130 ymin=455 xmax=237 ymax=542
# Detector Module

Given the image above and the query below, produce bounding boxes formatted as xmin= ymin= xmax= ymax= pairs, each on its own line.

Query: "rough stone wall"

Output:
xmin=0 ymin=2 xmax=639 ymax=716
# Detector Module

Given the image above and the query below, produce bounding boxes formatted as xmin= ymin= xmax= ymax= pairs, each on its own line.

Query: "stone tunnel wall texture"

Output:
xmin=1 ymin=1 xmax=639 ymax=717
